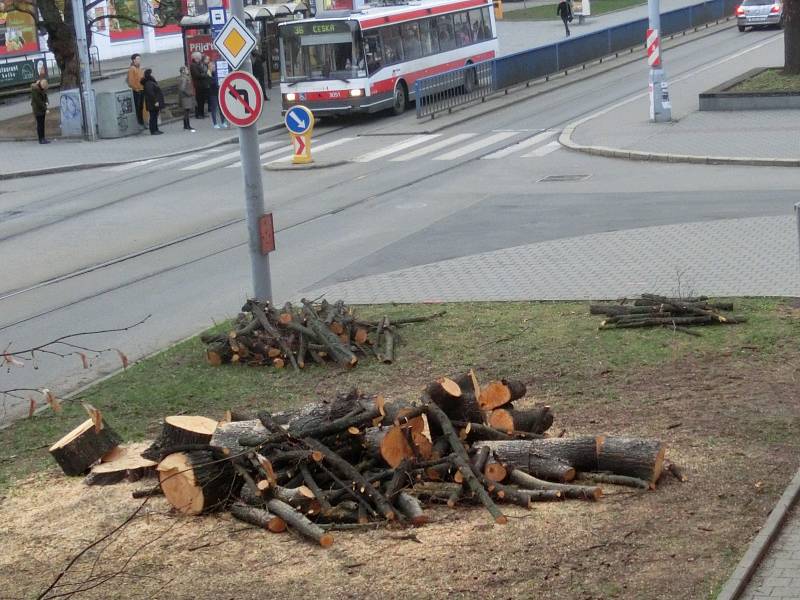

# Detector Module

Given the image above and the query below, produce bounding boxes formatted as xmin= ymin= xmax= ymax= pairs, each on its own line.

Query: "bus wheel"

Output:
xmin=464 ymin=66 xmax=477 ymax=93
xmin=392 ymin=82 xmax=407 ymax=115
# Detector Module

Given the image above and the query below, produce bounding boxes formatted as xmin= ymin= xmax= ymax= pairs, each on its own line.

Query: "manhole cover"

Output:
xmin=538 ymin=174 xmax=591 ymax=182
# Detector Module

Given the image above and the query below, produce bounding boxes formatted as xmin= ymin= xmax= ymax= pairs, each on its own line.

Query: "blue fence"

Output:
xmin=415 ymin=0 xmax=739 ymax=118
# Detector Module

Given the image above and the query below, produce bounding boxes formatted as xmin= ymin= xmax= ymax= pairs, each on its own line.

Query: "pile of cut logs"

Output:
xmin=49 ymin=374 xmax=677 ymax=547
xmin=591 ymin=293 xmax=745 ymax=334
xmin=201 ymin=299 xmax=444 ymax=370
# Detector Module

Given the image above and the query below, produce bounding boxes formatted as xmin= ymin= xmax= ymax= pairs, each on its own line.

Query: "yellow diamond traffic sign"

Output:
xmin=213 ymin=15 xmax=258 ymax=71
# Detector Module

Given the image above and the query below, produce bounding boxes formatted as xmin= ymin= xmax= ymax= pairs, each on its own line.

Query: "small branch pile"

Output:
xmin=49 ymin=373 xmax=676 ymax=548
xmin=201 ymin=299 xmax=444 ymax=371
xmin=591 ymin=293 xmax=746 ymax=334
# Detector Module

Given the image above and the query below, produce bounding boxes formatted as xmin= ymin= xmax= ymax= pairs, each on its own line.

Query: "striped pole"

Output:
xmin=647 ymin=0 xmax=671 ymax=122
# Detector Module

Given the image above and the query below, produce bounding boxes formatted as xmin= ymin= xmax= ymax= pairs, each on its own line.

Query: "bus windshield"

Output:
xmin=281 ymin=21 xmax=366 ymax=81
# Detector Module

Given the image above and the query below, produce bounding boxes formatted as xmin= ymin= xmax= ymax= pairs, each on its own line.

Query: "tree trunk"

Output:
xmin=267 ymin=499 xmax=334 ymax=547
xmin=596 ymin=436 xmax=666 ymax=483
xmin=786 ymin=0 xmax=800 ymax=73
xmin=84 ymin=443 xmax=157 ymax=485
xmin=474 ymin=439 xmax=594 ymax=481
xmin=38 ymin=0 xmax=80 ymax=89
xmin=395 ymin=491 xmax=429 ymax=526
xmin=488 ymin=406 xmax=553 ymax=434
xmin=49 ymin=418 xmax=122 ymax=476
xmin=509 ymin=469 xmax=602 ymax=500
xmin=230 ymin=503 xmax=287 ymax=532
xmin=158 ymin=450 xmax=240 ymax=515
xmin=210 ymin=419 xmax=268 ymax=456
xmin=142 ymin=416 xmax=219 ymax=461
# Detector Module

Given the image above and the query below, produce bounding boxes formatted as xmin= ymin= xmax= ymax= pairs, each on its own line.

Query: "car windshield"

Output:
xmin=281 ymin=21 xmax=365 ymax=81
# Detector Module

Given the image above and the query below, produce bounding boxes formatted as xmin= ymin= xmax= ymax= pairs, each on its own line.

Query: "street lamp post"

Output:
xmin=70 ymin=0 xmax=97 ymax=140
xmin=647 ymin=0 xmax=672 ymax=122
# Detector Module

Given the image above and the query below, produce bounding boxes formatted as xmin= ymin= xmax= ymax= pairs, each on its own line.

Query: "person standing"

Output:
xmin=207 ymin=61 xmax=227 ymax=129
xmin=141 ymin=69 xmax=164 ymax=135
xmin=190 ymin=52 xmax=210 ymax=119
xmin=557 ymin=0 xmax=573 ymax=36
xmin=30 ymin=75 xmax=50 ymax=144
xmin=127 ymin=53 xmax=145 ymax=127
xmin=251 ymin=49 xmax=269 ymax=101
xmin=177 ymin=66 xmax=196 ymax=132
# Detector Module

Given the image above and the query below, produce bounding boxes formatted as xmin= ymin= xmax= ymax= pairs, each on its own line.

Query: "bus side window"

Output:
xmin=481 ymin=7 xmax=493 ymax=38
xmin=419 ymin=18 xmax=438 ymax=56
xmin=468 ymin=9 xmax=485 ymax=41
xmin=380 ymin=25 xmax=404 ymax=64
xmin=401 ymin=22 xmax=422 ymax=60
xmin=453 ymin=12 xmax=473 ymax=46
xmin=363 ymin=31 xmax=383 ymax=73
xmin=436 ymin=15 xmax=456 ymax=51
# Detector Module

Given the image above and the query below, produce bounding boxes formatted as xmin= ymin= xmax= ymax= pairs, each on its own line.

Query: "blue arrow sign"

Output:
xmin=285 ymin=105 xmax=314 ymax=135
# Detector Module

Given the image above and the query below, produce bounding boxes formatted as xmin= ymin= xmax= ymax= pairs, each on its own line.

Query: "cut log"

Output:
xmin=210 ymin=420 xmax=268 ymax=457
xmin=578 ymin=472 xmax=652 ymax=490
xmin=84 ymin=442 xmax=157 ymax=486
xmin=267 ymin=499 xmax=334 ymax=547
xmin=395 ymin=491 xmax=429 ymax=526
xmin=484 ymin=461 xmax=508 ymax=483
xmin=596 ymin=436 xmax=666 ymax=483
xmin=364 ymin=422 xmax=432 ymax=468
xmin=488 ymin=406 xmax=554 ymax=435
xmin=230 ymin=503 xmax=287 ymax=533
xmin=479 ymin=379 xmax=526 ymax=411
xmin=426 ymin=377 xmax=462 ymax=412
xmin=302 ymin=304 xmax=358 ymax=368
xmin=50 ymin=418 xmax=123 ymax=476
xmin=142 ymin=416 xmax=218 ymax=461
xmin=157 ymin=450 xmax=239 ymax=515
xmin=509 ymin=469 xmax=602 ymax=500
xmin=475 ymin=437 xmax=601 ymax=474
xmin=447 ymin=370 xmax=484 ymax=424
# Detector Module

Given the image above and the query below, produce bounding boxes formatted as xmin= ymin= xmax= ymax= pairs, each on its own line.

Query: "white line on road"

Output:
xmin=268 ymin=137 xmax=356 ymax=163
xmin=434 ymin=131 xmax=520 ymax=161
xmin=389 ymin=133 xmax=477 ymax=162
xmin=353 ymin=134 xmax=441 ymax=162
xmin=521 ymin=140 xmax=562 ymax=158
xmin=226 ymin=143 xmax=294 ymax=168
xmin=104 ymin=159 xmax=157 ymax=172
xmin=182 ymin=141 xmax=282 ymax=170
xmin=482 ymin=130 xmax=556 ymax=159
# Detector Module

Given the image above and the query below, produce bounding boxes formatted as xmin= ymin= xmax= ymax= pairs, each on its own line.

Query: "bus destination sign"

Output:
xmin=286 ymin=21 xmax=351 ymax=36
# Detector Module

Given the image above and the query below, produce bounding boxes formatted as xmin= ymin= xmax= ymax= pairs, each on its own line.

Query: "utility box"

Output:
xmin=59 ymin=88 xmax=85 ymax=137
xmin=96 ymin=89 xmax=139 ymax=138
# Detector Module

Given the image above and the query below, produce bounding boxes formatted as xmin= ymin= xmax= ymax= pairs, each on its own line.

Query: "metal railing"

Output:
xmin=415 ymin=0 xmax=739 ymax=118
xmin=416 ymin=60 xmax=493 ymax=118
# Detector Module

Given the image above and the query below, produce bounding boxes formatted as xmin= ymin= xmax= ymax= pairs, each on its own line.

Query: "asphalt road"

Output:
xmin=0 ymin=25 xmax=792 ymax=425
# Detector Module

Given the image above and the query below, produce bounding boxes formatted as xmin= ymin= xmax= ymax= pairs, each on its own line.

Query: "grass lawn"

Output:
xmin=503 ymin=0 xmax=645 ymax=21
xmin=1 ymin=298 xmax=795 ymax=489
xmin=2 ymin=298 xmax=800 ymax=600
xmin=729 ymin=67 xmax=800 ymax=93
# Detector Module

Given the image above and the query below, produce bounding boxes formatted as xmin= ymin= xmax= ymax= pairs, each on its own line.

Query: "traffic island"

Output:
xmin=264 ymin=160 xmax=349 ymax=171
xmin=2 ymin=299 xmax=800 ymax=598
xmin=699 ymin=67 xmax=800 ymax=111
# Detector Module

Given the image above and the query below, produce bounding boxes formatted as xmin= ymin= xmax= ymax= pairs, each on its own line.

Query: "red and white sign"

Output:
xmin=218 ymin=71 xmax=263 ymax=128
xmin=646 ymin=28 xmax=661 ymax=67
xmin=292 ymin=135 xmax=307 ymax=156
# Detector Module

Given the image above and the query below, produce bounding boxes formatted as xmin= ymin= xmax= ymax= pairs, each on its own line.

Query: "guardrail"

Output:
xmin=415 ymin=0 xmax=739 ymax=118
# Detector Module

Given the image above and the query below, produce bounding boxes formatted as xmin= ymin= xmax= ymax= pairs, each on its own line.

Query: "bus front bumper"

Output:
xmin=281 ymin=93 xmax=394 ymax=115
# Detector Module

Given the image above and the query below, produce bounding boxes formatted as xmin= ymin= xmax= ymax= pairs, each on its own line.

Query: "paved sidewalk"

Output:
xmin=740 ymin=506 xmax=800 ymax=599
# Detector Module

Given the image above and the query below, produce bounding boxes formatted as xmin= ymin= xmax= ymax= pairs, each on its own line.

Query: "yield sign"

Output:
xmin=213 ymin=15 xmax=257 ymax=71
xmin=218 ymin=71 xmax=263 ymax=127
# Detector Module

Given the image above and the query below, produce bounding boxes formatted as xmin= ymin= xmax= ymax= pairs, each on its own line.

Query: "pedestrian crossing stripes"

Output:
xmin=102 ymin=130 xmax=565 ymax=175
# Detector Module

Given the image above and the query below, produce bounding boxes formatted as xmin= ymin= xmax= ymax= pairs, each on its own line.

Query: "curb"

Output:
xmin=716 ymin=468 xmax=800 ymax=600
xmin=264 ymin=160 xmax=348 ymax=171
xmin=0 ymin=121 xmax=285 ymax=180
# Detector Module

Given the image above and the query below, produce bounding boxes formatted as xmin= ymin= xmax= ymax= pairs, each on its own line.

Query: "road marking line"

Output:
xmin=183 ymin=141 xmax=281 ymax=170
xmin=150 ymin=147 xmax=229 ymax=169
xmin=390 ymin=133 xmax=477 ymax=161
xmin=268 ymin=137 xmax=356 ymax=163
xmin=226 ymin=143 xmax=294 ymax=168
xmin=521 ymin=140 xmax=562 ymax=158
xmin=434 ymin=131 xmax=520 ymax=161
xmin=482 ymin=130 xmax=557 ymax=159
xmin=353 ymin=135 xmax=441 ymax=162
xmin=104 ymin=159 xmax=156 ymax=172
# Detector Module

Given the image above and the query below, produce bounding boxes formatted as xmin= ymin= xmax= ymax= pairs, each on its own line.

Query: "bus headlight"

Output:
xmin=285 ymin=93 xmax=297 ymax=101
xmin=349 ymin=89 xmax=363 ymax=97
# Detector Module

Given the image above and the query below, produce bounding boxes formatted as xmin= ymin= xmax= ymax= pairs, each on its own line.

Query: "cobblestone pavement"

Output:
xmin=302 ymin=215 xmax=800 ymax=302
xmin=740 ymin=506 xmax=800 ymax=600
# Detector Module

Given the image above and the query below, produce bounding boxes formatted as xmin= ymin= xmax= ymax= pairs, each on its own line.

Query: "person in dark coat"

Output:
xmin=141 ymin=69 xmax=165 ymax=135
xmin=557 ymin=0 xmax=573 ymax=36
xmin=251 ymin=49 xmax=269 ymax=101
xmin=177 ymin=66 xmax=196 ymax=132
xmin=190 ymin=51 xmax=211 ymax=119
xmin=30 ymin=75 xmax=49 ymax=144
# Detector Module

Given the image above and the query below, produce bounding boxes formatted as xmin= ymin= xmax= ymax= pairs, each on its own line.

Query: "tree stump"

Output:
xmin=84 ymin=442 xmax=157 ymax=485
xmin=49 ymin=418 xmax=123 ymax=476
xmin=142 ymin=416 xmax=219 ymax=461
xmin=157 ymin=450 xmax=239 ymax=515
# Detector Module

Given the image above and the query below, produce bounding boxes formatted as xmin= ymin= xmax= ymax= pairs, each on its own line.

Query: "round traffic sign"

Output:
xmin=219 ymin=71 xmax=263 ymax=128
xmin=285 ymin=105 xmax=314 ymax=136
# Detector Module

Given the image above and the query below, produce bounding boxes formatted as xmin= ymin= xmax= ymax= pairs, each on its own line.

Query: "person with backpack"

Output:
xmin=141 ymin=69 xmax=165 ymax=135
xmin=30 ymin=74 xmax=50 ymax=144
xmin=557 ymin=0 xmax=573 ymax=37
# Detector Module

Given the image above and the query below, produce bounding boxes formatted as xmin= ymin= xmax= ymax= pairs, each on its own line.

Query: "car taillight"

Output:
xmin=770 ymin=3 xmax=781 ymax=12
xmin=735 ymin=5 xmax=745 ymax=14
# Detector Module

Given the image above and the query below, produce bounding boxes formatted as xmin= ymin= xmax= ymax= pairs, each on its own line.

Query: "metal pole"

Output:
xmin=647 ymin=0 xmax=671 ymax=122
xmin=70 ymin=0 xmax=97 ymax=141
xmin=795 ymin=203 xmax=800 ymax=272
xmin=230 ymin=0 xmax=273 ymax=302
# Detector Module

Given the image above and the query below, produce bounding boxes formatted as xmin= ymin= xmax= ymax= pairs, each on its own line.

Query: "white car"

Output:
xmin=736 ymin=0 xmax=784 ymax=31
